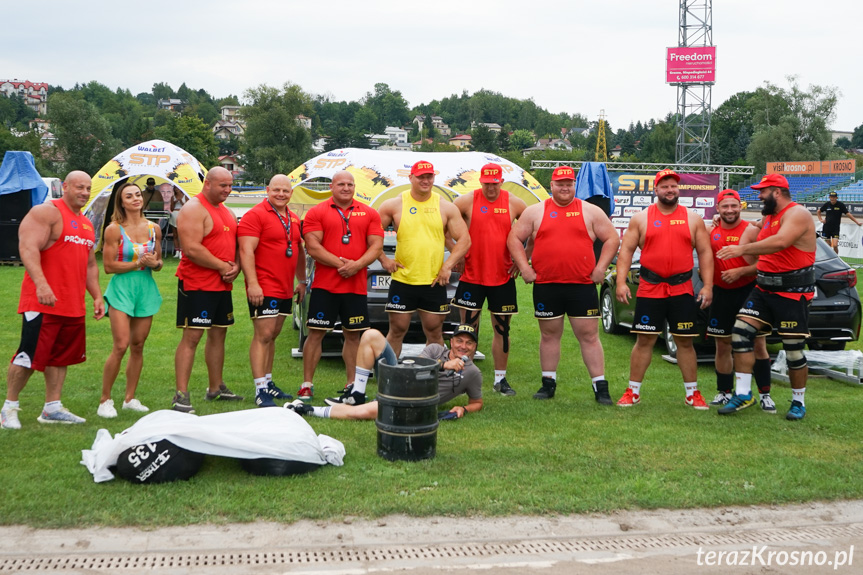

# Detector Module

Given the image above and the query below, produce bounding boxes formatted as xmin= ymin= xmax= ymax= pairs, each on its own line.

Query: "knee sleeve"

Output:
xmin=782 ymin=338 xmax=807 ymax=370
xmin=731 ymin=321 xmax=758 ymax=354
xmin=463 ymin=309 xmax=481 ymax=327
xmin=493 ymin=315 xmax=512 ymax=354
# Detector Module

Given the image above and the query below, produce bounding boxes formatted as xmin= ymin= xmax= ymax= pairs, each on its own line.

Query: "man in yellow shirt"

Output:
xmin=377 ymin=161 xmax=471 ymax=356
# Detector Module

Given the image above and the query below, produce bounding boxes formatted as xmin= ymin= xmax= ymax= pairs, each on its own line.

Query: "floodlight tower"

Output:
xmin=673 ymin=0 xmax=714 ymax=164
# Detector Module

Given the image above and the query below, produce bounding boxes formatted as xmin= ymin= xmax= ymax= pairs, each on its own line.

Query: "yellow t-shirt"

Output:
xmin=393 ymin=192 xmax=445 ymax=285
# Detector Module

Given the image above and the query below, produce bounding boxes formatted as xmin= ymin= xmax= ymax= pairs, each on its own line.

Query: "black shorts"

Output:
xmin=822 ymin=226 xmax=840 ymax=240
xmin=532 ymin=283 xmax=599 ymax=320
xmin=176 ymin=280 xmax=234 ymax=329
xmin=736 ymin=287 xmax=810 ymax=337
xmin=632 ymin=294 xmax=699 ymax=336
xmin=248 ymin=296 xmax=291 ymax=320
xmin=452 ymin=278 xmax=518 ymax=315
xmin=306 ymin=288 xmax=370 ymax=331
xmin=385 ymin=279 xmax=450 ymax=314
xmin=706 ymin=282 xmax=755 ymax=337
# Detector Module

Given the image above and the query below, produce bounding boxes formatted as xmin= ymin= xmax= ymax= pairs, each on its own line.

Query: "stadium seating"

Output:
xmin=738 ymin=175 xmax=853 ymax=203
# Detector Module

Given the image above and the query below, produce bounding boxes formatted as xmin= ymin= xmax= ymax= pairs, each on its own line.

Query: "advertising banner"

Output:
xmin=609 ymin=172 xmax=721 ymax=234
xmin=766 ymin=159 xmax=857 ymax=175
xmin=819 ymin=222 xmax=863 ymax=260
xmin=666 ymin=46 xmax=716 ymax=83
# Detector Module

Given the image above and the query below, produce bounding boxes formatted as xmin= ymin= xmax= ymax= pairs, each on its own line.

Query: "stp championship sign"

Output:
xmin=666 ymin=46 xmax=716 ymax=84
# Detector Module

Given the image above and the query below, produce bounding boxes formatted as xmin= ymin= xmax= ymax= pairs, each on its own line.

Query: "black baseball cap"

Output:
xmin=452 ymin=324 xmax=478 ymax=342
xmin=829 ymin=191 xmax=838 ymax=197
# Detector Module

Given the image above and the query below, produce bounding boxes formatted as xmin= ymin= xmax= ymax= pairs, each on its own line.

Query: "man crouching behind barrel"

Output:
xmin=287 ymin=325 xmax=483 ymax=420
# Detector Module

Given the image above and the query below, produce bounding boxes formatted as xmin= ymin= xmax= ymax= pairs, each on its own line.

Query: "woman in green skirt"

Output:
xmin=98 ymin=183 xmax=163 ymax=417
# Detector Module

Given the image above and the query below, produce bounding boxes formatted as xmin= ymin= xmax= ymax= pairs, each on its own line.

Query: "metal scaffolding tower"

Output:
xmin=595 ymin=110 xmax=608 ymax=162
xmin=675 ymin=0 xmax=713 ymax=165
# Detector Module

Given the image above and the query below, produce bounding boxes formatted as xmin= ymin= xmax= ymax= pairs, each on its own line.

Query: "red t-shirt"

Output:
xmin=638 ymin=203 xmax=694 ymax=298
xmin=462 ymin=190 xmax=512 ymax=286
xmin=302 ymin=198 xmax=384 ymax=294
xmin=19 ymin=199 xmax=95 ymax=317
xmin=176 ymin=197 xmax=237 ymax=292
xmin=710 ymin=220 xmax=753 ymax=289
xmin=238 ymin=200 xmax=301 ymax=299
xmin=532 ymin=198 xmax=595 ymax=284
xmin=757 ymin=202 xmax=815 ymax=301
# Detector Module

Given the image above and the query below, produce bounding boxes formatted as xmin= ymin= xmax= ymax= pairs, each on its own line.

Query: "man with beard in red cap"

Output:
xmin=716 ymin=174 xmax=816 ymax=421
xmin=615 ymin=169 xmax=714 ymax=410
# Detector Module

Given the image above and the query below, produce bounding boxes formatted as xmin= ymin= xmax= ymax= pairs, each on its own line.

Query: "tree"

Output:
xmin=151 ymin=82 xmax=174 ymax=101
xmin=470 ymin=124 xmax=498 ymax=153
xmin=496 ymin=129 xmax=510 ymax=152
xmin=47 ymin=92 xmax=121 ymax=175
xmin=509 ymin=129 xmax=534 ymax=150
xmin=362 ymin=83 xmax=410 ymax=132
xmin=241 ymin=83 xmax=314 ymax=184
xmin=746 ymin=76 xmax=842 ymax=171
xmin=153 ymin=114 xmax=219 ymax=168
xmin=851 ymin=123 xmax=863 ymax=149
xmin=638 ymin=117 xmax=676 ymax=163
xmin=835 ymin=137 xmax=852 ymax=150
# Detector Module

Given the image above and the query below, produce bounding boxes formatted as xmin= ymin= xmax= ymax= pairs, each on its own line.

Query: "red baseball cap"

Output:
xmin=654 ymin=169 xmax=680 ymax=188
xmin=479 ymin=163 xmax=503 ymax=184
xmin=411 ymin=160 xmax=435 ymax=176
xmin=551 ymin=166 xmax=576 ymax=181
xmin=751 ymin=173 xmax=789 ymax=189
xmin=716 ymin=189 xmax=741 ymax=204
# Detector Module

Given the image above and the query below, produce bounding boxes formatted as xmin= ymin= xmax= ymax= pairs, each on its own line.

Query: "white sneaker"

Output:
xmin=1 ymin=406 xmax=21 ymax=430
xmin=122 ymin=398 xmax=149 ymax=412
xmin=97 ymin=399 xmax=118 ymax=418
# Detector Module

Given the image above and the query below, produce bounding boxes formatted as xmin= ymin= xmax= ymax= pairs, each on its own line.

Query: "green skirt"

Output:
xmin=104 ymin=269 xmax=163 ymax=318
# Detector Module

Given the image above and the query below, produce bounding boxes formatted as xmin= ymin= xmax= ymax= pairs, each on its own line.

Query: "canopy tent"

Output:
xmin=283 ymin=149 xmax=549 ymax=208
xmin=84 ymin=139 xmax=207 ymax=247
xmin=0 ymin=151 xmax=48 ymax=206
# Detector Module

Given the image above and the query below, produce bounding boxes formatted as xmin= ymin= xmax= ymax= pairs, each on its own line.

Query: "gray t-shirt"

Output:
xmin=420 ymin=344 xmax=483 ymax=404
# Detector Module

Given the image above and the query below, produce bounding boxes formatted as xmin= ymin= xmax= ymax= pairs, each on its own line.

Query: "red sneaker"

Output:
xmin=685 ymin=390 xmax=709 ymax=410
xmin=616 ymin=388 xmax=640 ymax=407
xmin=297 ymin=384 xmax=314 ymax=401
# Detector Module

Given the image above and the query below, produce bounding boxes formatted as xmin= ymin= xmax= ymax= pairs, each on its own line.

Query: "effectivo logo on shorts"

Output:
xmin=388 ymin=294 xmax=406 ymax=310
xmin=535 ymin=302 xmax=553 ymax=317
xmin=308 ymin=311 xmax=328 ymax=325
xmin=457 ymin=291 xmax=477 ymax=308
xmin=635 ymin=315 xmax=656 ymax=331
xmin=192 ymin=310 xmax=211 ymax=325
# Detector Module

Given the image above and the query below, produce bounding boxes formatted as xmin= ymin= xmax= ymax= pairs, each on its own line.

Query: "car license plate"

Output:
xmin=371 ymin=274 xmax=391 ymax=290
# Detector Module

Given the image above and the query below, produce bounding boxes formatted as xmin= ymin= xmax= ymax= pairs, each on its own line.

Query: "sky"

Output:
xmin=4 ymin=0 xmax=861 ymax=133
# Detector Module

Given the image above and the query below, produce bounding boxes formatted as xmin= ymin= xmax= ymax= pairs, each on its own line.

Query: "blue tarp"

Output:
xmin=575 ymin=162 xmax=614 ymax=205
xmin=0 ymin=151 xmax=48 ymax=206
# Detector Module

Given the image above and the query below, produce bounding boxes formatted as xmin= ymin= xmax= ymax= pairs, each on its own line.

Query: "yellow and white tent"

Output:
xmin=84 ymin=139 xmax=207 ymax=244
xmin=284 ymin=148 xmax=549 ymax=208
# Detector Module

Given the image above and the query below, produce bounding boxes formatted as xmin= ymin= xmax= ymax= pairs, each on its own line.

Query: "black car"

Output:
xmin=599 ymin=237 xmax=861 ymax=356
xmin=293 ymin=231 xmax=462 ymax=352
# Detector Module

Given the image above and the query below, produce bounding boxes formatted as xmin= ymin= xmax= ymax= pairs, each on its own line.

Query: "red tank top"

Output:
xmin=757 ymin=202 xmax=815 ymax=301
xmin=532 ymin=198 xmax=595 ymax=284
xmin=638 ymin=203 xmax=693 ymax=297
xmin=462 ymin=190 xmax=512 ymax=286
xmin=711 ymin=220 xmax=753 ymax=289
xmin=19 ymin=199 xmax=95 ymax=317
xmin=176 ymin=196 xmax=238 ymax=291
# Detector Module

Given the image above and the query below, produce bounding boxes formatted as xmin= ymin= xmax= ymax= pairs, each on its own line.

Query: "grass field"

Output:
xmin=1 ymin=258 xmax=862 ymax=528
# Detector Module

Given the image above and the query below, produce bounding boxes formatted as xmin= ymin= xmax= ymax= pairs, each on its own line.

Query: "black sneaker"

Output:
xmin=325 ymin=384 xmax=366 ymax=406
xmin=285 ymin=399 xmax=313 ymax=416
xmin=255 ymin=389 xmax=277 ymax=408
xmin=205 ymin=383 xmax=244 ymax=401
xmin=593 ymin=380 xmax=613 ymax=405
xmin=533 ymin=377 xmax=556 ymax=400
xmin=172 ymin=391 xmax=195 ymax=414
xmin=262 ymin=382 xmax=293 ymax=401
xmin=494 ymin=377 xmax=517 ymax=396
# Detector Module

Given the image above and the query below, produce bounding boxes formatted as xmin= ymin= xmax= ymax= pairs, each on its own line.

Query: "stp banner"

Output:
xmin=609 ymin=172 xmax=721 ymax=233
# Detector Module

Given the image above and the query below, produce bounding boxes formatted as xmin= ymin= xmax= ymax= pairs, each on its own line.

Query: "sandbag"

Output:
xmin=113 ymin=439 xmax=205 ymax=484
